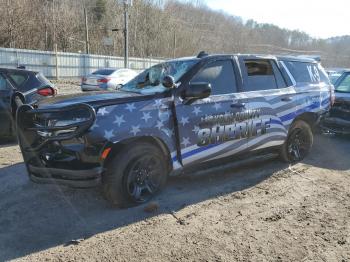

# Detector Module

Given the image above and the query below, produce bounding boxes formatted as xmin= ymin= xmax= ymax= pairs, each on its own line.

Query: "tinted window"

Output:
xmin=0 ymin=75 xmax=10 ymax=91
xmin=243 ymin=60 xmax=278 ymax=91
xmin=336 ymin=74 xmax=350 ymax=93
xmin=191 ymin=60 xmax=237 ymax=95
xmin=283 ymin=61 xmax=326 ymax=84
xmin=8 ymin=72 xmax=28 ymax=87
xmin=272 ymin=62 xmax=287 ymax=88
xmin=92 ymin=69 xmax=116 ymax=75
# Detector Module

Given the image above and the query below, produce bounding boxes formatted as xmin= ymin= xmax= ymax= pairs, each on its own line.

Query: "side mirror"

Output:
xmin=162 ymin=75 xmax=175 ymax=89
xmin=183 ymin=82 xmax=211 ymax=102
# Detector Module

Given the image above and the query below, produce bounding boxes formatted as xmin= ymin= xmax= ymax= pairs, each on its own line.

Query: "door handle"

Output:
xmin=231 ymin=102 xmax=246 ymax=108
xmin=281 ymin=97 xmax=293 ymax=102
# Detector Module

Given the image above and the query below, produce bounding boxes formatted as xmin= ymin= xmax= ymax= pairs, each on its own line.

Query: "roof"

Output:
xmin=0 ymin=67 xmax=38 ymax=74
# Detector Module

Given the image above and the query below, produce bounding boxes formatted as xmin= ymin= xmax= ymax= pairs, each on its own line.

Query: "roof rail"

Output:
xmin=197 ymin=51 xmax=209 ymax=58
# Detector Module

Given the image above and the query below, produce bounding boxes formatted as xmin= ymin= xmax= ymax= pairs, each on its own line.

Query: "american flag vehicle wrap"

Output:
xmin=16 ymin=53 xmax=332 ymax=205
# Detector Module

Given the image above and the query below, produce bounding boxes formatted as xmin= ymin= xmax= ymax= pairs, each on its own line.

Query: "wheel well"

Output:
xmin=292 ymin=112 xmax=318 ymax=130
xmin=103 ymin=136 xmax=172 ymax=172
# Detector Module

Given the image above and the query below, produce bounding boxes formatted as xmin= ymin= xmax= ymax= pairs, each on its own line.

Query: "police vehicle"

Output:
xmin=16 ymin=52 xmax=332 ymax=206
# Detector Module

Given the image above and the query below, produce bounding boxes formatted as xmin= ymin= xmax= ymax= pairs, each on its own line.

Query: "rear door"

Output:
xmin=174 ymin=58 xmax=248 ymax=167
xmin=238 ymin=58 xmax=291 ymax=152
xmin=0 ymin=74 xmax=14 ymax=136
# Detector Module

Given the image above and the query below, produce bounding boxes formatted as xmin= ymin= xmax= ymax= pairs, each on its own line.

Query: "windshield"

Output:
xmin=335 ymin=74 xmax=350 ymax=92
xmin=329 ymin=72 xmax=343 ymax=84
xmin=121 ymin=60 xmax=198 ymax=95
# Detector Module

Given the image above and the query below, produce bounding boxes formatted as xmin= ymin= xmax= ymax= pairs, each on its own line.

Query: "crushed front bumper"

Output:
xmin=28 ymin=165 xmax=102 ymax=188
xmin=16 ymin=103 xmax=106 ymax=188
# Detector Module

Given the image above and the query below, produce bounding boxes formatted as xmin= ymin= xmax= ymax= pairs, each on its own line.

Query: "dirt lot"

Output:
xmin=0 ymin=82 xmax=349 ymax=261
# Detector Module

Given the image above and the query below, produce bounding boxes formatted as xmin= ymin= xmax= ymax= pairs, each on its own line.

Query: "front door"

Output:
xmin=0 ymin=74 xmax=14 ymax=136
xmin=174 ymin=58 xmax=249 ymax=167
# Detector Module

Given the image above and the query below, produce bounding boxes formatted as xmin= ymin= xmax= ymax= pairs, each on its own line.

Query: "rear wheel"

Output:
xmin=102 ymin=143 xmax=168 ymax=207
xmin=280 ymin=120 xmax=313 ymax=163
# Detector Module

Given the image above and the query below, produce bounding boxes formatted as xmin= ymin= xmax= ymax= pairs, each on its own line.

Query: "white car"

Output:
xmin=81 ymin=68 xmax=138 ymax=91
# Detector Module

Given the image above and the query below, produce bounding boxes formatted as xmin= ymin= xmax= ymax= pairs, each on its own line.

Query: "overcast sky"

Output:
xmin=204 ymin=0 xmax=349 ymax=39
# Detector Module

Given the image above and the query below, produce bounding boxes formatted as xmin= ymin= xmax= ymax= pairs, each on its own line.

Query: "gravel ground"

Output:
xmin=0 ymin=82 xmax=349 ymax=261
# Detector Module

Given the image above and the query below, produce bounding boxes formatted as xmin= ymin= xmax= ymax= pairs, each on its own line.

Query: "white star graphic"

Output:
xmin=141 ymin=112 xmax=152 ymax=123
xmin=113 ymin=115 xmax=126 ymax=127
xmin=130 ymin=125 xmax=141 ymax=136
xmin=104 ymin=130 xmax=114 ymax=140
xmin=159 ymin=110 xmax=171 ymax=121
xmin=181 ymin=137 xmax=191 ymax=148
xmin=91 ymin=122 xmax=99 ymax=130
xmin=192 ymin=106 xmax=202 ymax=116
xmin=162 ymin=128 xmax=174 ymax=137
xmin=213 ymin=103 xmax=222 ymax=111
xmin=125 ymin=103 xmax=136 ymax=112
xmin=98 ymin=107 xmax=108 ymax=116
xmin=180 ymin=116 xmax=189 ymax=126
xmin=192 ymin=125 xmax=200 ymax=134
xmin=154 ymin=99 xmax=163 ymax=108
xmin=156 ymin=120 xmax=164 ymax=130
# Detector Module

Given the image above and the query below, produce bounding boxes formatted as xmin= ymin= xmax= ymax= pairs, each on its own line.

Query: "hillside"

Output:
xmin=0 ymin=0 xmax=349 ymax=67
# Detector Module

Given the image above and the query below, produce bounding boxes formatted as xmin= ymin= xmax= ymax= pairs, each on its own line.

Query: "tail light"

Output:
xmin=97 ymin=78 xmax=111 ymax=83
xmin=82 ymin=77 xmax=87 ymax=83
xmin=37 ymin=87 xmax=55 ymax=97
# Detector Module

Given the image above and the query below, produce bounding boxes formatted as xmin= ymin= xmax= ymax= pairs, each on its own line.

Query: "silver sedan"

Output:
xmin=81 ymin=68 xmax=138 ymax=91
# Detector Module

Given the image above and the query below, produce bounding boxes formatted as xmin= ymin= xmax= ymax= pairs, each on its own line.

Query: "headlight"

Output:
xmin=30 ymin=104 xmax=96 ymax=140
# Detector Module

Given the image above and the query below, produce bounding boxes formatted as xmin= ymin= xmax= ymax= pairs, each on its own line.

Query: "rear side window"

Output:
xmin=283 ymin=61 xmax=329 ymax=84
xmin=191 ymin=60 xmax=237 ymax=95
xmin=8 ymin=72 xmax=28 ymax=87
xmin=242 ymin=59 xmax=286 ymax=91
xmin=92 ymin=69 xmax=115 ymax=75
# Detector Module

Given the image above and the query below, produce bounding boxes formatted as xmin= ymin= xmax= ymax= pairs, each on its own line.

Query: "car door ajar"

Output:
xmin=238 ymin=58 xmax=290 ymax=152
xmin=0 ymin=74 xmax=14 ymax=136
xmin=174 ymin=58 xmax=249 ymax=167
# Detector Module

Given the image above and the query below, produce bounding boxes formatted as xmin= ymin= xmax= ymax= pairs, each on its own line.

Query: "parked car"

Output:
xmin=81 ymin=68 xmax=138 ymax=91
xmin=326 ymin=68 xmax=349 ymax=84
xmin=16 ymin=53 xmax=332 ymax=206
xmin=322 ymin=70 xmax=350 ymax=134
xmin=0 ymin=68 xmax=56 ymax=138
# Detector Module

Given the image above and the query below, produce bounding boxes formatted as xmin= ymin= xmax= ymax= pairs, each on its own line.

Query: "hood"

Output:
xmin=36 ymin=90 xmax=145 ymax=109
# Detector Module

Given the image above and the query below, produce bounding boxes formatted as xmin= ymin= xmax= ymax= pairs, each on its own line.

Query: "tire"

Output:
xmin=280 ymin=120 xmax=314 ymax=163
xmin=102 ymin=142 xmax=169 ymax=207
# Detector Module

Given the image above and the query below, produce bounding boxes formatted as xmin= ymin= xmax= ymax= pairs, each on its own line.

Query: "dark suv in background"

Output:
xmin=0 ymin=68 xmax=56 ymax=138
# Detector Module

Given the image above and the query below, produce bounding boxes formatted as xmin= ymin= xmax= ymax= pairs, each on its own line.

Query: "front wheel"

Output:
xmin=102 ymin=143 xmax=169 ymax=207
xmin=280 ymin=120 xmax=313 ymax=163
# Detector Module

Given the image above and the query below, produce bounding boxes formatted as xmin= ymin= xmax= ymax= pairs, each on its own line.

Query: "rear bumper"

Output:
xmin=81 ymin=84 xmax=104 ymax=91
xmin=28 ymin=164 xmax=103 ymax=188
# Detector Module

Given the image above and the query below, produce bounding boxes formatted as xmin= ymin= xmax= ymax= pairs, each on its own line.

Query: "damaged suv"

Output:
xmin=16 ymin=53 xmax=332 ymax=206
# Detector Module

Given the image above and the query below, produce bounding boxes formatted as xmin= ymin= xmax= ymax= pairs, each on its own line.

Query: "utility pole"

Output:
xmin=173 ymin=30 xmax=177 ymax=58
xmin=123 ymin=1 xmax=129 ymax=68
xmin=84 ymin=7 xmax=90 ymax=54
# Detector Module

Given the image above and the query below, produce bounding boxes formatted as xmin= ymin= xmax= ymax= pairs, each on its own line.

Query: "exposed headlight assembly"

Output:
xmin=27 ymin=104 xmax=96 ymax=140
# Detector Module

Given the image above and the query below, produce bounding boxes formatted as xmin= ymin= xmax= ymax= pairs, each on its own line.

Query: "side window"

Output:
xmin=191 ymin=60 xmax=237 ymax=95
xmin=271 ymin=62 xmax=287 ymax=88
xmin=8 ymin=72 xmax=28 ymax=87
xmin=242 ymin=59 xmax=278 ymax=91
xmin=336 ymin=74 xmax=350 ymax=93
xmin=283 ymin=61 xmax=322 ymax=84
xmin=0 ymin=75 xmax=10 ymax=91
